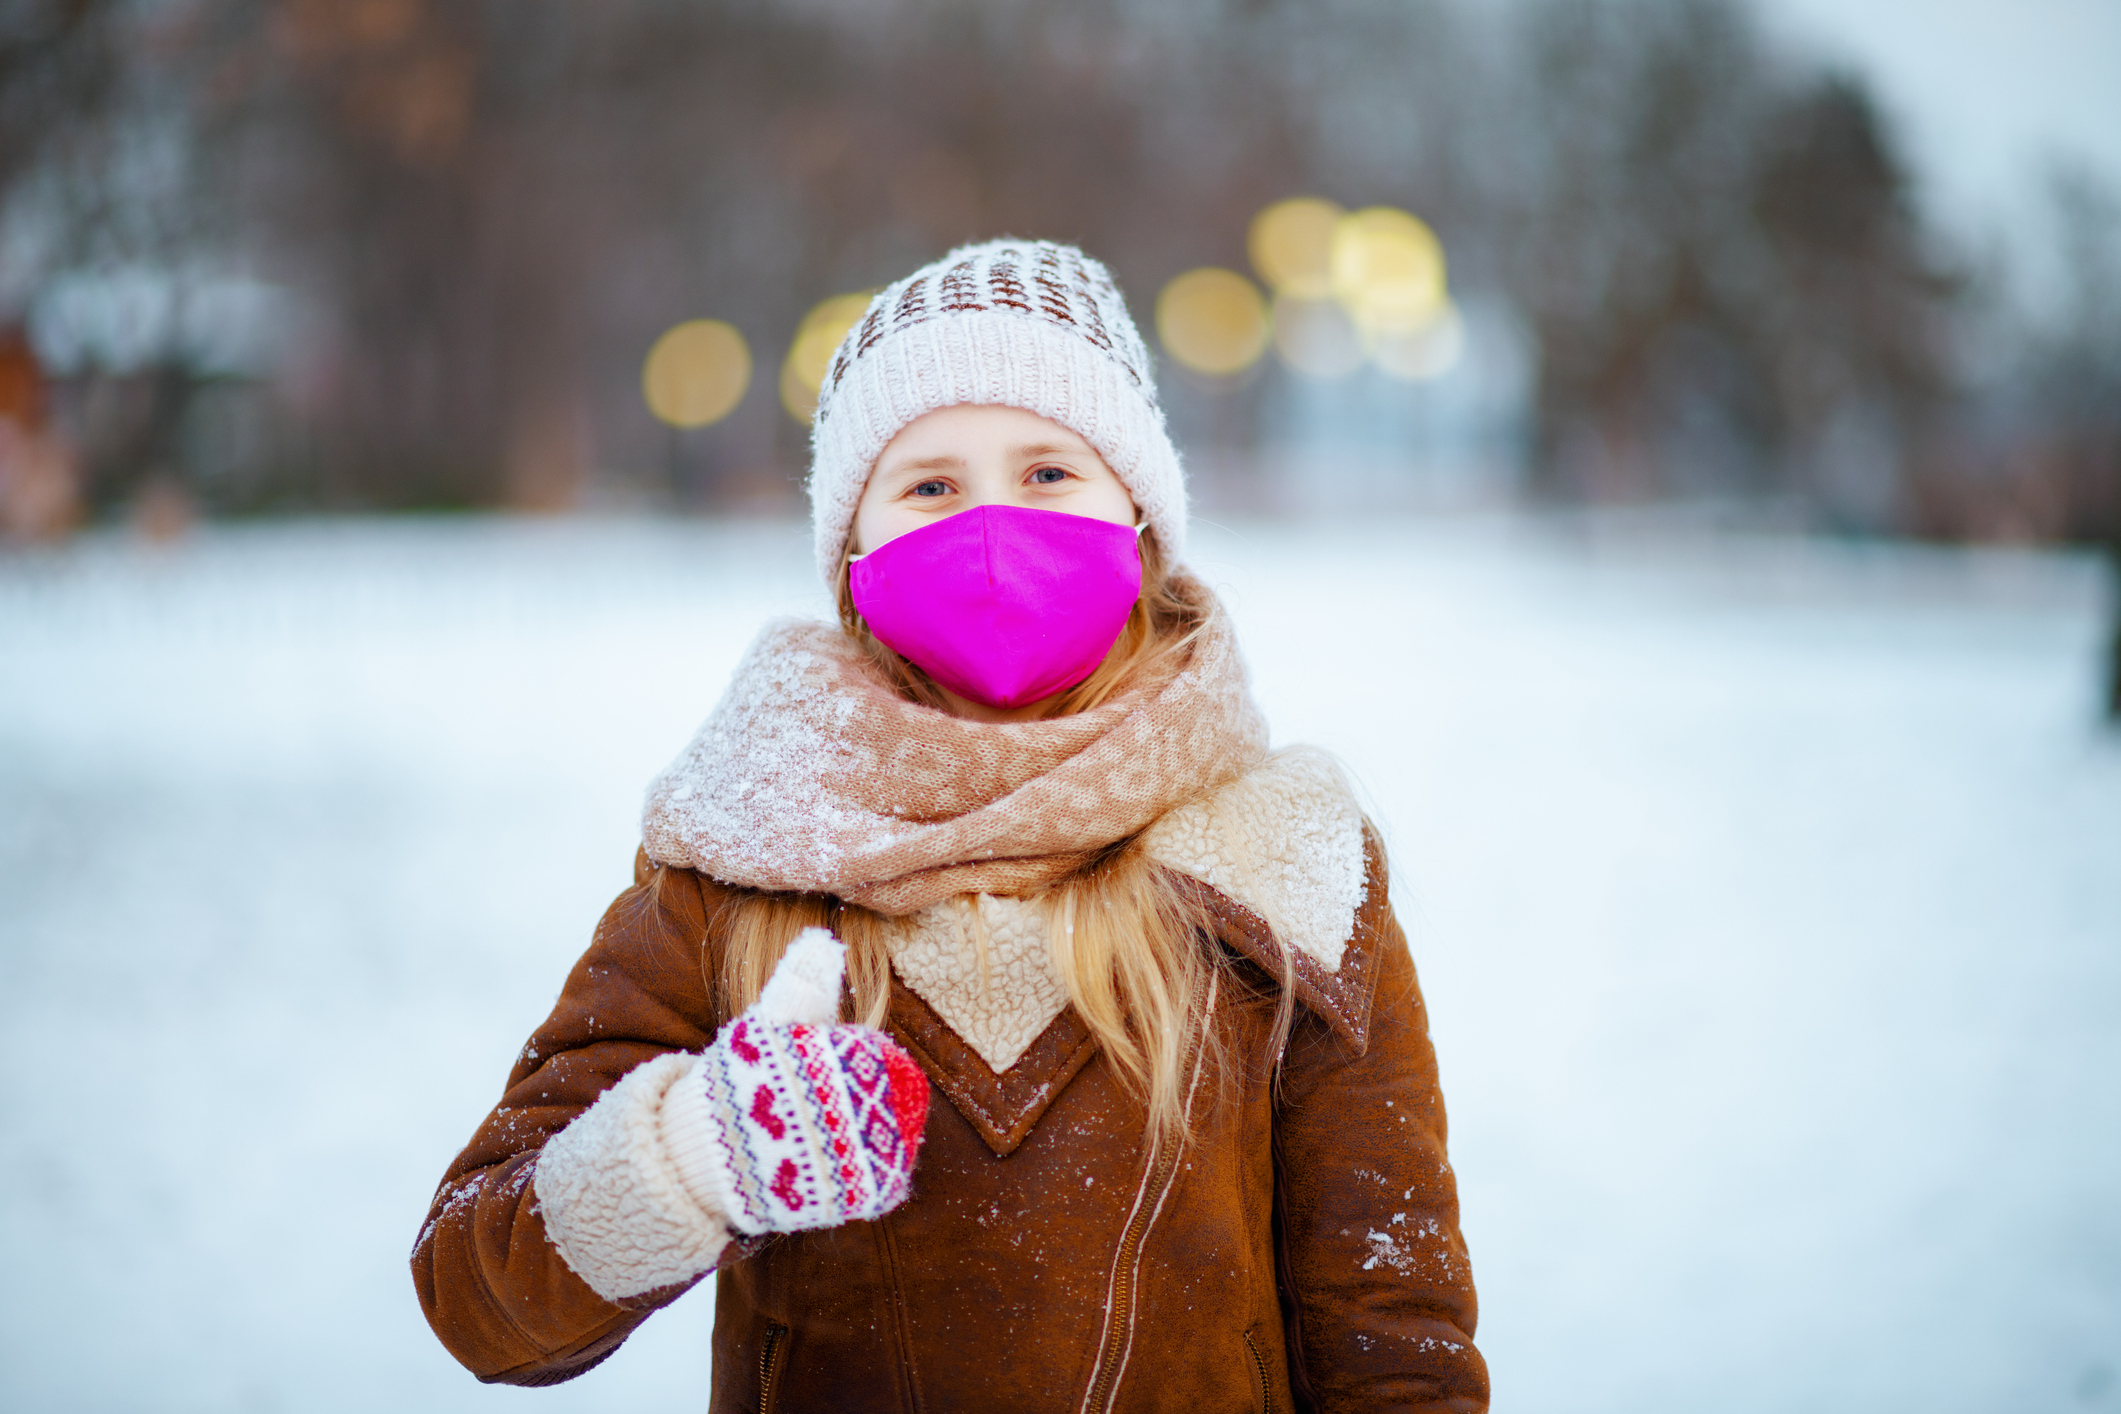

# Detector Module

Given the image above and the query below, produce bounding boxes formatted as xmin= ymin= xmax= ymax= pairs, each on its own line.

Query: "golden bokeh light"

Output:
xmin=1155 ymin=267 xmax=1270 ymax=377
xmin=1369 ymin=299 xmax=1465 ymax=381
xmin=1240 ymin=199 xmax=1456 ymax=381
xmin=1248 ymin=197 xmax=1346 ymax=299
xmin=1272 ymin=294 xmax=1366 ymax=380
xmin=1331 ymin=206 xmax=1447 ymax=336
xmin=642 ymin=319 xmax=752 ymax=428
xmin=780 ymin=292 xmax=874 ymax=425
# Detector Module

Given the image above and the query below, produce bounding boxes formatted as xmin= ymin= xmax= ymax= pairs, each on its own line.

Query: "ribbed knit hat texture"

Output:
xmin=807 ymin=239 xmax=1186 ymax=581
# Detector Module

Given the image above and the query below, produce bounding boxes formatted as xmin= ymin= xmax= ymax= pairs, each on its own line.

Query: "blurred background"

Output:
xmin=2 ymin=0 xmax=2118 ymax=551
xmin=2 ymin=1 xmax=2118 ymax=1411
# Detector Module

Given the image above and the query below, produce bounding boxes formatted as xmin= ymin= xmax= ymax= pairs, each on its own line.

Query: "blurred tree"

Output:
xmin=2017 ymin=168 xmax=2121 ymax=716
xmin=2 ymin=0 xmax=1497 ymax=514
xmin=1503 ymin=0 xmax=1956 ymax=522
xmin=0 ymin=0 xmax=120 ymax=195
xmin=8 ymin=0 xmax=1388 ymax=512
xmin=0 ymin=0 xmax=2100 ymax=544
xmin=3 ymin=0 xmax=248 ymax=518
xmin=1751 ymin=73 xmax=1958 ymax=529
xmin=1507 ymin=0 xmax=1775 ymax=502
xmin=2035 ymin=170 xmax=2121 ymax=538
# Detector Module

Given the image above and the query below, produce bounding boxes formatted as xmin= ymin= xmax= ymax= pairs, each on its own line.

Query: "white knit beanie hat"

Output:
xmin=806 ymin=238 xmax=1186 ymax=581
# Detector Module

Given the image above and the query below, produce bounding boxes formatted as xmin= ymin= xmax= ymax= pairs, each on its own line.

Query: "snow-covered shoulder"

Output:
xmin=1140 ymin=747 xmax=1369 ymax=974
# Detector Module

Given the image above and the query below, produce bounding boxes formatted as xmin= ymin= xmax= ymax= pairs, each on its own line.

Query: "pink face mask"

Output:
xmin=850 ymin=504 xmax=1144 ymax=710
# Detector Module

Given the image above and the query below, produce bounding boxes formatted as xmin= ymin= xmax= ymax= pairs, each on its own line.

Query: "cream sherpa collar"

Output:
xmin=885 ymin=747 xmax=1375 ymax=1079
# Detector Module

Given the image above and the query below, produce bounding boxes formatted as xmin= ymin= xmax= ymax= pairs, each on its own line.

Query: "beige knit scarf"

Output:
xmin=641 ymin=575 xmax=1269 ymax=915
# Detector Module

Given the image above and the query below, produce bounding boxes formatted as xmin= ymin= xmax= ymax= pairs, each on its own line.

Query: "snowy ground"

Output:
xmin=1 ymin=514 xmax=2116 ymax=1413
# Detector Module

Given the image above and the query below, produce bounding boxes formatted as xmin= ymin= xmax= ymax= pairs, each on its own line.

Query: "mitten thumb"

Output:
xmin=752 ymin=927 xmax=845 ymax=1025
xmin=671 ymin=926 xmax=928 ymax=1236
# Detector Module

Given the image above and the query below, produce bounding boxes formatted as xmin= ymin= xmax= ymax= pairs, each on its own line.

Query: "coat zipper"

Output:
xmin=758 ymin=1321 xmax=789 ymax=1413
xmin=1245 ymin=1331 xmax=1279 ymax=1414
xmin=1080 ymin=1142 xmax=1178 ymax=1413
xmin=1079 ymin=973 xmax=1219 ymax=1414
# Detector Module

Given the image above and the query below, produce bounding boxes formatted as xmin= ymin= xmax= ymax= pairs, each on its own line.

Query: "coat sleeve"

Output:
xmin=1273 ymin=841 xmax=1489 ymax=1413
xmin=411 ymin=852 xmax=737 ymax=1385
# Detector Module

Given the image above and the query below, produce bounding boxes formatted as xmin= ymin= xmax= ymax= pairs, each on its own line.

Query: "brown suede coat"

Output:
xmin=413 ymin=832 xmax=1487 ymax=1412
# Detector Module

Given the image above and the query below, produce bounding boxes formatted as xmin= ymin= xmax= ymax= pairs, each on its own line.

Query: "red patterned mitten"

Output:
xmin=663 ymin=928 xmax=929 ymax=1236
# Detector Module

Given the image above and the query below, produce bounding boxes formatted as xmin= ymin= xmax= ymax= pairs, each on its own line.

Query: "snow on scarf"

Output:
xmin=641 ymin=574 xmax=1269 ymax=915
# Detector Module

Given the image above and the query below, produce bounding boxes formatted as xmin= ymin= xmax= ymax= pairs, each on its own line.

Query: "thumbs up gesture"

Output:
xmin=673 ymin=928 xmax=930 ymax=1234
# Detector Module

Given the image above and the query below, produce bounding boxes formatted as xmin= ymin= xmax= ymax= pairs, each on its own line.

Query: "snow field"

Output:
xmin=0 ymin=514 xmax=2115 ymax=1412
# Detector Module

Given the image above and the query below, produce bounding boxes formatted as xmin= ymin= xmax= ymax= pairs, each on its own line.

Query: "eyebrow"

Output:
xmin=885 ymin=442 xmax=1087 ymax=475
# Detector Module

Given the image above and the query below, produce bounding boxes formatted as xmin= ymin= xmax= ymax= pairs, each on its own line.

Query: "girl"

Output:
xmin=414 ymin=240 xmax=1487 ymax=1413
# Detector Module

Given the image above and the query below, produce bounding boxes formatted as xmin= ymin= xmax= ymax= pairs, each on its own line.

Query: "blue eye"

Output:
xmin=912 ymin=480 xmax=951 ymax=497
xmin=1031 ymin=465 xmax=1070 ymax=485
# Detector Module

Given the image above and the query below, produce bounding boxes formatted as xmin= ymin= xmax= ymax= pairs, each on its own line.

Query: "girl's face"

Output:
xmin=851 ymin=404 xmax=1137 ymax=556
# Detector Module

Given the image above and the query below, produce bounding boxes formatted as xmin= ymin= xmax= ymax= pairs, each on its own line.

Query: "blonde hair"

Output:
xmin=709 ymin=528 xmax=1296 ymax=1144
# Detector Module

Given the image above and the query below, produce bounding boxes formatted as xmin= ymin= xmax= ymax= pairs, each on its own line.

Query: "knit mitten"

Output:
xmin=661 ymin=928 xmax=929 ymax=1236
